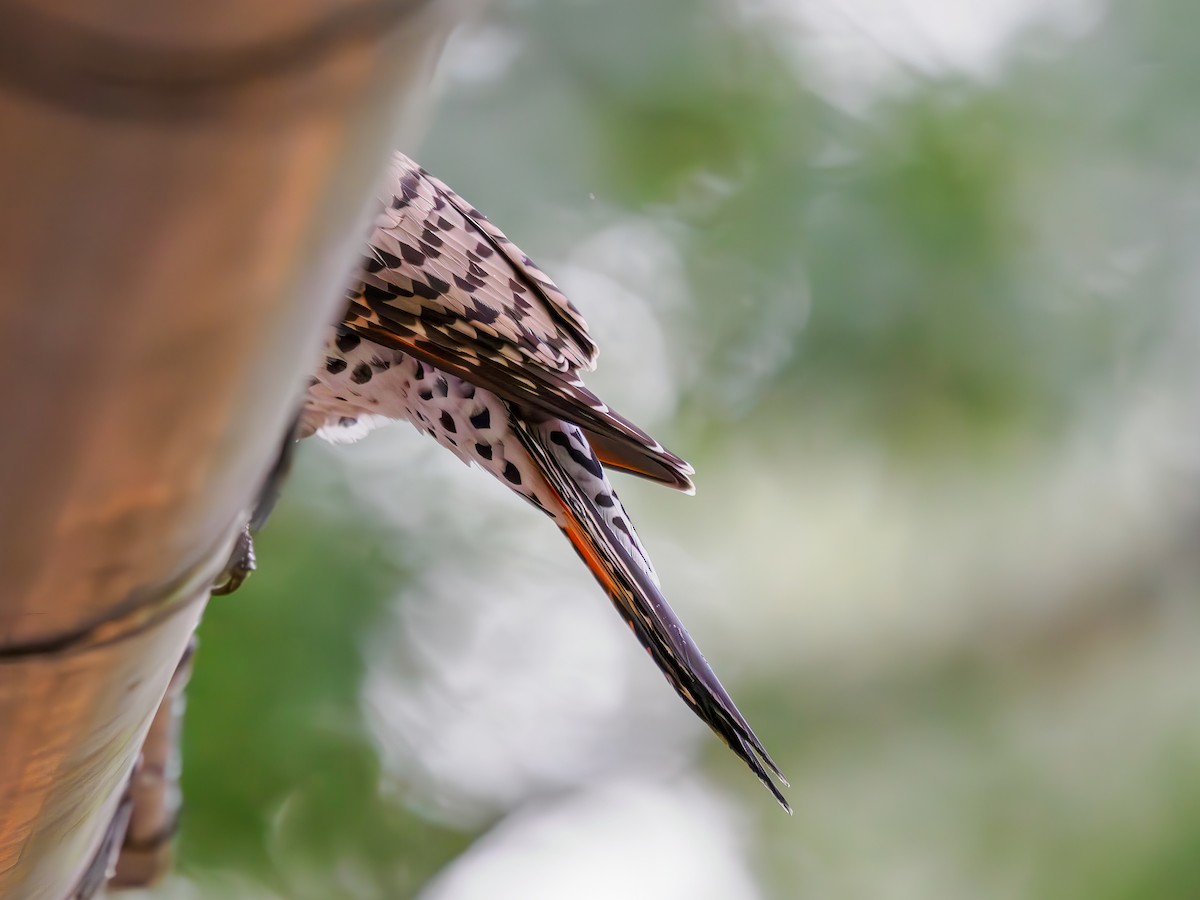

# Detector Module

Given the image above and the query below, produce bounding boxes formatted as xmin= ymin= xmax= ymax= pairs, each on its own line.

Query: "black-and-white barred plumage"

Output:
xmin=300 ymin=152 xmax=787 ymax=810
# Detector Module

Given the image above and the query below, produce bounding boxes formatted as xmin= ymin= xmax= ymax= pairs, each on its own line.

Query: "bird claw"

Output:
xmin=211 ymin=524 xmax=255 ymax=596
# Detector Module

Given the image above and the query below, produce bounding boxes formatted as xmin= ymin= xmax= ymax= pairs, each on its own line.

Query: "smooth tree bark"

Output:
xmin=0 ymin=1 xmax=462 ymax=896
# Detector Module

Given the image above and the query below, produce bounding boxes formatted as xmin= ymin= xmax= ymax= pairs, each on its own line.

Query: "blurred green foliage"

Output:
xmin=185 ymin=507 xmax=475 ymax=896
xmin=168 ymin=0 xmax=1200 ymax=897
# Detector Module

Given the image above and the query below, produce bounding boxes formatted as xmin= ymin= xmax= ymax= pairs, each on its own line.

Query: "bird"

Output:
xmin=266 ymin=152 xmax=788 ymax=810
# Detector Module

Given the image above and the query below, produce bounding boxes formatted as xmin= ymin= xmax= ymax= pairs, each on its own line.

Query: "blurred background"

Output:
xmin=143 ymin=0 xmax=1200 ymax=896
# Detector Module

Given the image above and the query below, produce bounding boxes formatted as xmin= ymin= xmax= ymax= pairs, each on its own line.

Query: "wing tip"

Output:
xmin=586 ymin=431 xmax=698 ymax=494
xmin=668 ymin=453 xmax=697 ymax=495
xmin=651 ymin=454 xmax=696 ymax=494
xmin=670 ymin=465 xmax=697 ymax=495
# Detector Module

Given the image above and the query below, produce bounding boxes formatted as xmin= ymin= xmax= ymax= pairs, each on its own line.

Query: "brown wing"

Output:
xmin=341 ymin=152 xmax=695 ymax=492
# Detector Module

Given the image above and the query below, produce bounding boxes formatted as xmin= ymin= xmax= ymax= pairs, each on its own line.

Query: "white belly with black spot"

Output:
xmin=301 ymin=329 xmax=560 ymax=515
xmin=302 ymin=328 xmax=659 ymax=585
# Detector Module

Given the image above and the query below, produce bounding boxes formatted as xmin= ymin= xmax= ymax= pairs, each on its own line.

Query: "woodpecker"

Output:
xmin=236 ymin=153 xmax=788 ymax=810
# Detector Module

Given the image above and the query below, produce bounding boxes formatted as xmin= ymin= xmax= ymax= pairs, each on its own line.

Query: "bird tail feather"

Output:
xmin=510 ymin=414 xmax=790 ymax=811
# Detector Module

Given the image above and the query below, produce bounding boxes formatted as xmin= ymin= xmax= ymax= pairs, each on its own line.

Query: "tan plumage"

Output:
xmin=342 ymin=153 xmax=696 ymax=492
xmin=299 ymin=152 xmax=787 ymax=809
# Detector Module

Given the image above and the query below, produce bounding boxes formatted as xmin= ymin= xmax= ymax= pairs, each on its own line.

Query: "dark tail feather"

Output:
xmin=583 ymin=427 xmax=695 ymax=494
xmin=511 ymin=416 xmax=790 ymax=812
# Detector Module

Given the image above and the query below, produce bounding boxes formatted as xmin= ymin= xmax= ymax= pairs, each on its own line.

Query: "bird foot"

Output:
xmin=211 ymin=524 xmax=256 ymax=596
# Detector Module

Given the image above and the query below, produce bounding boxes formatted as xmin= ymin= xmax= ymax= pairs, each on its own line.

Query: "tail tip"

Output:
xmin=762 ymin=771 xmax=792 ymax=814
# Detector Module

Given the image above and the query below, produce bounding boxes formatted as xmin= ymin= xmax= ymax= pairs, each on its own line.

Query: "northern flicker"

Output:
xmin=249 ymin=152 xmax=788 ymax=810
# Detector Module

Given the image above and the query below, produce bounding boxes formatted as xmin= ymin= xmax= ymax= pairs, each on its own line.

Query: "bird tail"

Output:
xmin=510 ymin=415 xmax=790 ymax=811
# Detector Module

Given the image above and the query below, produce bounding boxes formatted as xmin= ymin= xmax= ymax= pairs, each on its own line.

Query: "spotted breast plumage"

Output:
xmin=298 ymin=152 xmax=788 ymax=810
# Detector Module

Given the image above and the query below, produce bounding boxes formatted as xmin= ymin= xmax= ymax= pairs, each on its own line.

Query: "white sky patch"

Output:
xmin=741 ymin=0 xmax=1105 ymax=109
xmin=554 ymin=217 xmax=689 ymax=427
xmin=417 ymin=780 xmax=763 ymax=900
xmin=440 ymin=20 xmax=526 ymax=87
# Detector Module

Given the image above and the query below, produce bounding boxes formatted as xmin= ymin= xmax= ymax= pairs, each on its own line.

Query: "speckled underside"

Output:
xmin=297 ymin=152 xmax=788 ymax=810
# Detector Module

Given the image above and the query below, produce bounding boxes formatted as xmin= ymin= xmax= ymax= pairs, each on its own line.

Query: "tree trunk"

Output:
xmin=0 ymin=2 xmax=459 ymax=896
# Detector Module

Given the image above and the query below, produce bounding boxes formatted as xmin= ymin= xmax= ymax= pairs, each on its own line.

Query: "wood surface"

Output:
xmin=0 ymin=2 xmax=459 ymax=895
